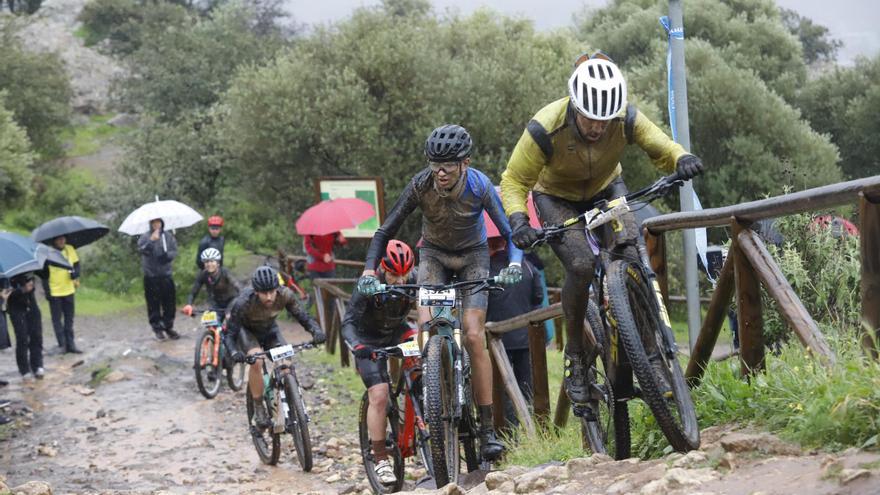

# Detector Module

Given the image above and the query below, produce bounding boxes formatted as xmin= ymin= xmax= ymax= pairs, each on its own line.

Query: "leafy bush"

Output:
xmin=3 ymin=168 xmax=104 ymax=231
xmin=76 ymin=0 xmax=142 ymax=46
xmin=0 ymin=93 xmax=34 ymax=208
xmin=0 ymin=22 xmax=72 ymax=157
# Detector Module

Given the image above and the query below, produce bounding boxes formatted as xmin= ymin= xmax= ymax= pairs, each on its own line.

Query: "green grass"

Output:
xmin=298 ymin=346 xmax=364 ymax=434
xmin=60 ymin=114 xmax=127 ymax=157
xmin=73 ymin=25 xmax=90 ymax=41
xmin=75 ymin=286 xmax=143 ymax=316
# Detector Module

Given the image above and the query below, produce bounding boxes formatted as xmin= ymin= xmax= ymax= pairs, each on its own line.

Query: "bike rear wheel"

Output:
xmin=423 ymin=334 xmax=460 ymax=488
xmin=581 ymin=299 xmax=631 ymax=459
xmin=246 ymin=382 xmax=280 ymax=465
xmin=606 ymin=260 xmax=700 ymax=452
xmin=358 ymin=390 xmax=404 ymax=493
xmin=283 ymin=373 xmax=313 ymax=471
xmin=194 ymin=330 xmax=221 ymax=399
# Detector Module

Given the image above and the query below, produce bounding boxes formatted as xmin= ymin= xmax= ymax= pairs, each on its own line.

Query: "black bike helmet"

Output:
xmin=252 ymin=266 xmax=280 ymax=292
xmin=424 ymin=124 xmax=473 ymax=163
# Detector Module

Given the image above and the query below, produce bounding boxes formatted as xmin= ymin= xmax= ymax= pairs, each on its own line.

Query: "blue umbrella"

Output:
xmin=0 ymin=232 xmax=71 ymax=278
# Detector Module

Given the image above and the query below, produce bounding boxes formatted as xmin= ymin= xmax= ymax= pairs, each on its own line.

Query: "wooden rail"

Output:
xmin=642 ymin=175 xmax=880 ymax=383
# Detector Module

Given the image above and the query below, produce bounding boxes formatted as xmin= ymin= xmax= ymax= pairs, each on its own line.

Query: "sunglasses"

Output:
xmin=428 ymin=161 xmax=462 ymax=175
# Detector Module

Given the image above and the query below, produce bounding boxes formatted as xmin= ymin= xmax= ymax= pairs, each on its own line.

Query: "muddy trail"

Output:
xmin=0 ymin=310 xmax=380 ymax=494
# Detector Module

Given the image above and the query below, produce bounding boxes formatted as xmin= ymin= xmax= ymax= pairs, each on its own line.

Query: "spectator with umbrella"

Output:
xmin=32 ymin=216 xmax=109 ymax=354
xmin=296 ymin=198 xmax=373 ymax=279
xmin=1 ymin=232 xmax=72 ymax=381
xmin=119 ymin=198 xmax=203 ymax=341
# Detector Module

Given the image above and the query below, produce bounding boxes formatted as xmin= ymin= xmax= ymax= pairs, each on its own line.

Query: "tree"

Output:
xmin=116 ymin=1 xmax=285 ymax=121
xmin=217 ymin=3 xmax=577 ymax=241
xmin=0 ymin=92 xmax=34 ymax=208
xmin=795 ymin=55 xmax=880 ymax=180
xmin=779 ymin=7 xmax=841 ymax=65
xmin=575 ymin=0 xmax=841 ymax=207
xmin=0 ymin=22 xmax=71 ymax=156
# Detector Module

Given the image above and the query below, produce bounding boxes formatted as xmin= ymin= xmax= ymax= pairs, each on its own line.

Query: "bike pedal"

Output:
xmin=571 ymin=405 xmax=596 ymax=421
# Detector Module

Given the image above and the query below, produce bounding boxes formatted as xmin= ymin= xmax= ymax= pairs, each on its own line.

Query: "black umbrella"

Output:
xmin=31 ymin=216 xmax=109 ymax=248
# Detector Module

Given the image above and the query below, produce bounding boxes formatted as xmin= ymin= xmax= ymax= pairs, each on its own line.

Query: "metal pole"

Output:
xmin=669 ymin=0 xmax=701 ymax=350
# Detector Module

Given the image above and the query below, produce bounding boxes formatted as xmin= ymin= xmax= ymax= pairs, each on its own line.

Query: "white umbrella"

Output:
xmin=118 ymin=199 xmax=203 ymax=236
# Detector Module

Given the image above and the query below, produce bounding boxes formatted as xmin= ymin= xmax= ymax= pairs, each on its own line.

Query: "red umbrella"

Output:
xmin=484 ymin=191 xmax=540 ymax=238
xmin=295 ymin=198 xmax=375 ymax=235
xmin=811 ymin=214 xmax=859 ymax=238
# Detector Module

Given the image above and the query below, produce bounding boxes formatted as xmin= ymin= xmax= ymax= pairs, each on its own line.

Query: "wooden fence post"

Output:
xmin=644 ymin=229 xmax=670 ymax=308
xmin=491 ymin=351 xmax=504 ymax=431
xmin=553 ymin=382 xmax=570 ymax=429
xmin=334 ymin=298 xmax=350 ymax=367
xmin=737 ymin=229 xmax=836 ymax=366
xmin=685 ymin=252 xmax=735 ymax=385
xmin=733 ymin=221 xmax=765 ymax=376
xmin=488 ymin=336 xmax=535 ymax=435
xmin=861 ymin=192 xmax=880 ymax=358
xmin=528 ymin=321 xmax=550 ymax=427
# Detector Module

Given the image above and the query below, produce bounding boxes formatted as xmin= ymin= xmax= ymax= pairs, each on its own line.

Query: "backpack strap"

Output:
xmin=526 ymin=119 xmax=554 ymax=160
xmin=624 ymin=103 xmax=637 ymax=145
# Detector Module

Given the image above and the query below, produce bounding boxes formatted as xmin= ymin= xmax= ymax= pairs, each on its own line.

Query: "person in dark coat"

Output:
xmin=138 ymin=218 xmax=179 ymax=340
xmin=196 ymin=215 xmax=225 ymax=269
xmin=486 ymin=237 xmax=543 ymax=427
xmin=6 ymin=273 xmax=44 ymax=380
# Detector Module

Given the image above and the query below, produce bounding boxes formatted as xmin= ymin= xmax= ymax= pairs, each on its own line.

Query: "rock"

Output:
xmin=74 ymin=386 xmax=95 ymax=396
xmin=37 ymin=445 xmax=58 ymax=457
xmin=641 ymin=467 xmax=719 ymax=494
xmin=566 ymin=453 xmax=613 ymax=476
xmin=338 ymin=484 xmax=359 ymax=495
xmin=325 ymin=473 xmax=342 ymax=483
xmin=718 ymin=452 xmax=736 ymax=470
xmin=485 ymin=471 xmax=513 ymax=490
xmin=719 ymin=432 xmax=800 ymax=456
xmin=513 ymin=465 xmax=567 ymax=493
xmin=10 ymin=481 xmax=53 ymax=495
xmin=107 ymin=113 xmax=137 ymax=127
xmin=326 ymin=437 xmax=344 ymax=449
xmin=439 ymin=484 xmax=465 ymax=495
xmin=605 ymin=477 xmax=634 ymax=495
xmin=840 ymin=468 xmax=870 ymax=485
xmin=104 ymin=371 xmax=126 ymax=383
xmin=672 ymin=450 xmax=709 ymax=469
xmin=491 ymin=480 xmax=515 ymax=494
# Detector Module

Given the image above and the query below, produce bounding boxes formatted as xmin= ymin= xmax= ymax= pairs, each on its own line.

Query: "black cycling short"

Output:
xmin=237 ymin=323 xmax=288 ymax=354
xmin=354 ymin=325 xmax=414 ymax=389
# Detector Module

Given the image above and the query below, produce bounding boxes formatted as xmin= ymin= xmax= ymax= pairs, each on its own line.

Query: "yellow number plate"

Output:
xmin=398 ymin=340 xmax=421 ymax=357
xmin=201 ymin=311 xmax=218 ymax=323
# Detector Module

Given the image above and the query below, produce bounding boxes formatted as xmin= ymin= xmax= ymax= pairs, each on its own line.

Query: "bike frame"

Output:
xmin=251 ymin=344 xmax=312 ymax=434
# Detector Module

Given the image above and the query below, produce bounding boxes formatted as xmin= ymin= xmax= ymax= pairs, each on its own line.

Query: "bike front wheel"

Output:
xmin=283 ymin=373 xmax=313 ymax=471
xmin=605 ymin=260 xmax=700 ymax=452
xmin=358 ymin=390 xmax=404 ymax=493
xmin=194 ymin=330 xmax=221 ymax=399
xmin=226 ymin=350 xmax=246 ymax=391
xmin=423 ymin=334 xmax=460 ymax=488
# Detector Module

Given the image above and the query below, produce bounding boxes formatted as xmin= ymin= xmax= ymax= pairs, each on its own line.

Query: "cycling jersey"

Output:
xmin=186 ymin=266 xmax=240 ymax=309
xmin=225 ymin=286 xmax=320 ymax=347
xmin=342 ymin=273 xmax=415 ymax=349
xmin=365 ymin=167 xmax=523 ymax=269
xmin=500 ymin=97 xmax=687 ymax=216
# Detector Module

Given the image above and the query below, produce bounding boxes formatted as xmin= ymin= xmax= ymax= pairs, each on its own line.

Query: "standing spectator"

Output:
xmin=42 ymin=235 xmax=82 ymax=353
xmin=138 ymin=218 xmax=179 ymax=340
xmin=196 ymin=215 xmax=225 ymax=269
xmin=304 ymin=231 xmax=347 ymax=279
xmin=0 ymin=279 xmax=11 ymax=424
xmin=6 ymin=273 xmax=44 ymax=380
xmin=486 ymin=237 xmax=543 ymax=427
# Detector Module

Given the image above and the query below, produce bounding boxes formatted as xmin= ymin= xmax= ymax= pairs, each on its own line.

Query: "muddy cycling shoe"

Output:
xmin=563 ymin=350 xmax=590 ymax=405
xmin=479 ymin=428 xmax=505 ymax=462
xmin=252 ymin=402 xmax=271 ymax=430
xmin=164 ymin=328 xmax=181 ymax=340
xmin=374 ymin=459 xmax=397 ymax=485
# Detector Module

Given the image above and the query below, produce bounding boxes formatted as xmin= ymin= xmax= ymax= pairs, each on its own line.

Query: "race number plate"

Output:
xmin=269 ymin=344 xmax=295 ymax=361
xmin=201 ymin=311 xmax=218 ymax=323
xmin=418 ymin=288 xmax=455 ymax=307
xmin=398 ymin=340 xmax=421 ymax=357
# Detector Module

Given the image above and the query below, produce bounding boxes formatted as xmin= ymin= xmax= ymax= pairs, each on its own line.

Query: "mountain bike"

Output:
xmin=191 ymin=309 xmax=245 ymax=399
xmin=357 ymin=337 xmax=435 ymax=494
xmin=372 ymin=278 xmax=501 ymax=487
xmin=531 ymin=172 xmax=700 ymax=457
xmin=245 ymin=342 xmax=315 ymax=471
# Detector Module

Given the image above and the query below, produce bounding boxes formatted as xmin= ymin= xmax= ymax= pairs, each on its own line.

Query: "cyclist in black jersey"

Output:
xmin=182 ymin=248 xmax=239 ymax=321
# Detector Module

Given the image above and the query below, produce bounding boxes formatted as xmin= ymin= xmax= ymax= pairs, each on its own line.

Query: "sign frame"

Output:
xmin=314 ymin=177 xmax=386 ymax=238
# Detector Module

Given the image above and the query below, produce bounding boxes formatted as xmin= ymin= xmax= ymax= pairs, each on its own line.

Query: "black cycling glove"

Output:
xmin=675 ymin=154 xmax=704 ymax=180
xmin=509 ymin=212 xmax=539 ymax=249
xmin=351 ymin=344 xmax=374 ymax=359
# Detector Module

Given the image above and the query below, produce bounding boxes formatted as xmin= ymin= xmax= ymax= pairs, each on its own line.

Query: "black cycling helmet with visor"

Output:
xmin=252 ymin=265 xmax=280 ymax=292
xmin=425 ymin=124 xmax=472 ymax=163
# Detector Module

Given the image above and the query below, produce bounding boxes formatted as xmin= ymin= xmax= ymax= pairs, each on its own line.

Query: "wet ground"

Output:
xmin=0 ymin=310 xmax=361 ymax=494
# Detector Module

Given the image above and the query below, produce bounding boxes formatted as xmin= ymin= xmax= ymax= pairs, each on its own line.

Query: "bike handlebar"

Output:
xmin=371 ymin=277 xmax=503 ymax=296
xmin=245 ymin=342 xmax=316 ymax=364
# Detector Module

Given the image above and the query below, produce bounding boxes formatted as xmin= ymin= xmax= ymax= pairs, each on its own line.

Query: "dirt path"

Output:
xmin=0 ymin=310 xmax=360 ymax=494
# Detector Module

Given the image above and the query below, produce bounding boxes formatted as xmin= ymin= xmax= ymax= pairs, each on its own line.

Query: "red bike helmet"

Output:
xmin=208 ymin=215 xmax=224 ymax=227
xmin=380 ymin=240 xmax=414 ymax=276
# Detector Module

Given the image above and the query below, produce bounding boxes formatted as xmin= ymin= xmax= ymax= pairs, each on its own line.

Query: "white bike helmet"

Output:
xmin=568 ymin=58 xmax=627 ymax=121
xmin=200 ymin=247 xmax=222 ymax=262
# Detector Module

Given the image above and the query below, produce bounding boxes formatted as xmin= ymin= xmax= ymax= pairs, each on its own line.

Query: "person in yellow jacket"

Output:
xmin=45 ymin=235 xmax=82 ymax=353
xmin=500 ymin=53 xmax=704 ymax=407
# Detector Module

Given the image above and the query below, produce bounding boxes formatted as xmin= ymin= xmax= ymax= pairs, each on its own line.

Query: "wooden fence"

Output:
xmin=293 ymin=174 xmax=880 ymax=434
